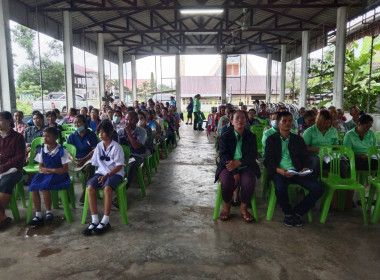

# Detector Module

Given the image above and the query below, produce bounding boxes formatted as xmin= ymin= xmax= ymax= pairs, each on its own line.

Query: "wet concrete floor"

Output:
xmin=1 ymin=124 xmax=380 ymax=280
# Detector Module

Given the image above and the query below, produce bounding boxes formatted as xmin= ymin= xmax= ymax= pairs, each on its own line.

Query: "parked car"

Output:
xmin=152 ymin=93 xmax=175 ymax=104
xmin=32 ymin=93 xmax=98 ymax=113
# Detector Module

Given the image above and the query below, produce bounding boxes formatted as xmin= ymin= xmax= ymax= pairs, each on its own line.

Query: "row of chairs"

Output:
xmin=213 ymin=139 xmax=380 ymax=225
xmin=8 ymin=124 xmax=180 ymax=226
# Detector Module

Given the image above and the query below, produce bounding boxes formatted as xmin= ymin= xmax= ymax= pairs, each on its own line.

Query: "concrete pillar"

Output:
xmin=266 ymin=54 xmax=272 ymax=103
xmin=333 ymin=7 xmax=347 ymax=109
xmin=131 ymin=55 xmax=137 ymax=101
xmin=221 ymin=54 xmax=227 ymax=104
xmin=175 ymin=54 xmax=181 ymax=112
xmin=280 ymin=45 xmax=287 ymax=102
xmin=63 ymin=11 xmax=75 ymax=110
xmin=299 ymin=31 xmax=310 ymax=108
xmin=97 ymin=33 xmax=105 ymax=105
xmin=0 ymin=0 xmax=16 ymax=112
xmin=118 ymin=47 xmax=125 ymax=103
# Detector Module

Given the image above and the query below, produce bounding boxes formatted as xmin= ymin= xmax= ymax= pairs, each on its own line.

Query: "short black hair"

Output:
xmin=33 ymin=111 xmax=44 ymax=120
xmin=248 ymin=108 xmax=256 ymax=114
xmin=276 ymin=111 xmax=293 ymax=122
xmin=128 ymin=111 xmax=139 ymax=122
xmin=46 ymin=111 xmax=57 ymax=118
xmin=53 ymin=108 xmax=60 ymax=115
xmin=138 ymin=111 xmax=146 ymax=120
xmin=0 ymin=111 xmax=15 ymax=128
xmin=43 ymin=126 xmax=59 ymax=138
xmin=14 ymin=110 xmax=24 ymax=117
xmin=75 ymin=114 xmax=88 ymax=128
xmin=96 ymin=120 xmax=114 ymax=136
xmin=358 ymin=114 xmax=373 ymax=125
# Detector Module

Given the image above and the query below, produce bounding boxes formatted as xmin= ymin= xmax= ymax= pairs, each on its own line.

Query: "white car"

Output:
xmin=32 ymin=93 xmax=99 ymax=113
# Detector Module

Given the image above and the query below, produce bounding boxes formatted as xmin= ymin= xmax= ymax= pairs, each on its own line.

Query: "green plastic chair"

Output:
xmin=8 ymin=190 xmax=21 ymax=221
xmin=144 ymin=155 xmax=152 ymax=185
xmin=163 ymin=138 xmax=169 ymax=158
xmin=27 ymin=188 xmax=73 ymax=223
xmin=261 ymin=167 xmax=269 ymax=200
xmin=213 ymin=181 xmax=259 ymax=222
xmin=367 ymin=146 xmax=380 ymax=223
xmin=62 ymin=124 xmax=75 ymax=131
xmin=15 ymin=179 xmax=27 ymax=208
xmin=319 ymin=145 xmax=368 ymax=225
xmin=337 ymin=131 xmax=346 ymax=145
xmin=250 ymin=125 xmax=265 ymax=154
xmin=266 ymin=181 xmax=312 ymax=222
xmin=63 ymin=143 xmax=77 ymax=209
xmin=81 ymin=179 xmax=128 ymax=225
xmin=24 ymin=137 xmax=44 ymax=174
xmin=155 ymin=142 xmax=160 ymax=167
xmin=137 ymin=163 xmax=147 ymax=197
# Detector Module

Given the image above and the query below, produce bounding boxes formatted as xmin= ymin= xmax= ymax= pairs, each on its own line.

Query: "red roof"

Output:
xmin=123 ymin=79 xmax=150 ymax=88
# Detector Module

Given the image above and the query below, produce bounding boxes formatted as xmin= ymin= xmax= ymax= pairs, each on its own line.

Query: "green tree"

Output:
xmin=150 ymin=72 xmax=155 ymax=92
xmin=11 ymin=25 xmax=36 ymax=65
xmin=286 ymin=60 xmax=300 ymax=101
xmin=137 ymin=81 xmax=151 ymax=100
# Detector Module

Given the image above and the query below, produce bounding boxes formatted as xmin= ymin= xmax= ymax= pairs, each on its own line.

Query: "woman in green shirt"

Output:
xmin=302 ymin=110 xmax=339 ymax=177
xmin=343 ymin=114 xmax=377 ymax=171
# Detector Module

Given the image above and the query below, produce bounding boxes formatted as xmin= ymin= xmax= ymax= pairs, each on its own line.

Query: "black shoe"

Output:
xmin=28 ymin=217 xmax=44 ymax=227
xmin=82 ymin=222 xmax=98 ymax=236
xmin=293 ymin=214 xmax=303 ymax=227
xmin=93 ymin=223 xmax=111 ymax=235
xmin=45 ymin=212 xmax=54 ymax=222
xmin=199 ymin=128 xmax=205 ymax=131
xmin=283 ymin=215 xmax=294 ymax=227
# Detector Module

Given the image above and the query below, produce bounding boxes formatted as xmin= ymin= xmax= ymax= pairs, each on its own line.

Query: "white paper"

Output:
xmin=287 ymin=169 xmax=313 ymax=176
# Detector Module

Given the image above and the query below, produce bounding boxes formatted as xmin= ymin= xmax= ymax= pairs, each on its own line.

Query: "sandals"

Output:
xmin=0 ymin=217 xmax=12 ymax=230
xmin=241 ymin=212 xmax=254 ymax=223
xmin=219 ymin=209 xmax=230 ymax=221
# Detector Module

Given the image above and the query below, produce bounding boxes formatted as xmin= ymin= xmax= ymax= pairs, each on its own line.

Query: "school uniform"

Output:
xmin=28 ymin=145 xmax=71 ymax=191
xmin=86 ymin=141 xmax=125 ymax=190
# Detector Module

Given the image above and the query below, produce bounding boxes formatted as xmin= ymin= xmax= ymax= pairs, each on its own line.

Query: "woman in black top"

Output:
xmin=215 ymin=110 xmax=261 ymax=223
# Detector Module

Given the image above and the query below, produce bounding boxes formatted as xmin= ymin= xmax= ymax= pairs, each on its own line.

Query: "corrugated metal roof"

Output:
xmin=11 ymin=0 xmax=374 ymax=61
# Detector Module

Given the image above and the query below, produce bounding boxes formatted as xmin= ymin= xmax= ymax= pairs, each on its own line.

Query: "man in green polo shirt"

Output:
xmin=264 ymin=111 xmax=324 ymax=227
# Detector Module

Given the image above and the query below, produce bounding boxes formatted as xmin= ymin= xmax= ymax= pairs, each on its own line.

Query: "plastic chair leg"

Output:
xmin=16 ymin=180 xmax=26 ymax=208
xmin=266 ymin=183 xmax=277 ymax=221
xmin=115 ymin=181 xmax=128 ymax=225
xmin=27 ymin=192 xmax=33 ymax=223
xmin=51 ymin=190 xmax=59 ymax=209
xmin=59 ymin=190 xmax=72 ymax=222
xmin=251 ymin=191 xmax=259 ymax=222
xmin=320 ymin=188 xmax=334 ymax=223
xmin=213 ymin=182 xmax=223 ymax=220
xmin=371 ymin=191 xmax=380 ymax=224
xmin=145 ymin=157 xmax=152 ymax=185
xmin=68 ymin=180 xmax=76 ymax=209
xmin=169 ymin=141 xmax=173 ymax=152
xmin=173 ymin=134 xmax=177 ymax=146
xmin=9 ymin=192 xmax=20 ymax=221
xmin=151 ymin=153 xmax=158 ymax=173
xmin=137 ymin=164 xmax=146 ymax=197
xmin=358 ymin=189 xmax=368 ymax=225
xmin=163 ymin=139 xmax=168 ymax=158
xmin=81 ymin=188 xmax=89 ymax=224
xmin=367 ymin=185 xmax=376 ymax=212
xmin=337 ymin=190 xmax=346 ymax=211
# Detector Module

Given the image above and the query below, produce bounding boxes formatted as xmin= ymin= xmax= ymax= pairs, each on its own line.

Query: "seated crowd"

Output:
xmin=215 ymin=102 xmax=378 ymax=226
xmin=0 ymin=99 xmax=181 ymax=234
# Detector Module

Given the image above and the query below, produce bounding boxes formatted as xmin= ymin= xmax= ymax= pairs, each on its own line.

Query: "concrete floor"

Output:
xmin=1 ymin=125 xmax=380 ymax=280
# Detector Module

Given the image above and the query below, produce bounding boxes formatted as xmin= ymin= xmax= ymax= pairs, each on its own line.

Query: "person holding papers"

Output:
xmin=264 ymin=112 xmax=324 ymax=227
xmin=67 ymin=115 xmax=98 ymax=204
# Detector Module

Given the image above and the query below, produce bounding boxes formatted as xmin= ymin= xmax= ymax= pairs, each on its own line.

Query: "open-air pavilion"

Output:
xmin=1 ymin=1 xmax=380 ymax=279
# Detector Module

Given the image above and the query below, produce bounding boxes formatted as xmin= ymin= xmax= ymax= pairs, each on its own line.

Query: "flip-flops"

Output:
xmin=241 ymin=212 xmax=254 ymax=223
xmin=219 ymin=209 xmax=230 ymax=221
